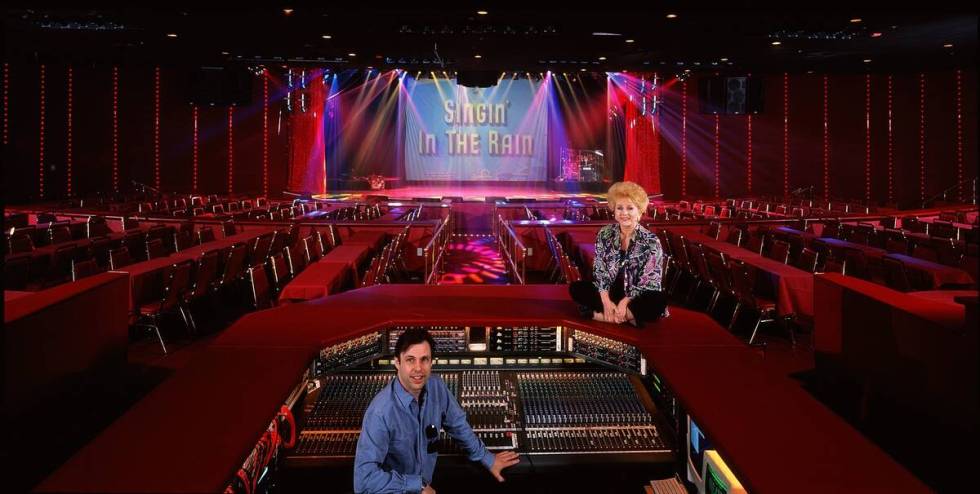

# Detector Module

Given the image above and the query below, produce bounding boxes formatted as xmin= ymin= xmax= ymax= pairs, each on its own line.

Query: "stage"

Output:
xmin=313 ymin=183 xmax=608 ymax=202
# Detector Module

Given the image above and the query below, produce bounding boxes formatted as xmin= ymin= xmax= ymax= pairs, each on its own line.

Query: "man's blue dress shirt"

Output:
xmin=353 ymin=374 xmax=495 ymax=493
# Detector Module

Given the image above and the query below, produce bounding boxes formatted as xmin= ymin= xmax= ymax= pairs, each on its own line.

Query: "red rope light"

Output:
xmin=192 ymin=105 xmax=199 ymax=193
xmin=746 ymin=114 xmax=753 ymax=194
xmin=887 ymin=75 xmax=894 ymax=203
xmin=263 ymin=68 xmax=270 ymax=197
xmin=39 ymin=65 xmax=45 ymax=199
xmin=681 ymin=80 xmax=687 ymax=198
xmin=865 ymin=74 xmax=871 ymax=202
xmin=822 ymin=75 xmax=829 ymax=199
xmin=112 ymin=66 xmax=119 ymax=194
xmin=919 ymin=73 xmax=926 ymax=203
xmin=3 ymin=63 xmax=8 ymax=146
xmin=67 ymin=66 xmax=73 ymax=197
xmin=228 ymin=106 xmax=234 ymax=194
xmin=714 ymin=113 xmax=720 ymax=199
xmin=955 ymin=69 xmax=963 ymax=202
xmin=154 ymin=67 xmax=161 ymax=190
xmin=783 ymin=73 xmax=789 ymax=197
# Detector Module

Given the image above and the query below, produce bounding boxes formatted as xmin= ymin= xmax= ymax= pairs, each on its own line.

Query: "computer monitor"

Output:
xmin=701 ymin=450 xmax=746 ymax=494
xmin=686 ymin=415 xmax=711 ymax=492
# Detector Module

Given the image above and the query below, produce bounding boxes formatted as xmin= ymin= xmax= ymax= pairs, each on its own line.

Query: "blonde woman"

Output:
xmin=569 ymin=181 xmax=669 ymax=327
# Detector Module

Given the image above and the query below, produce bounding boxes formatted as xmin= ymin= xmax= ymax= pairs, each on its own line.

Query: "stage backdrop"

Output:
xmin=400 ymin=77 xmax=548 ymax=181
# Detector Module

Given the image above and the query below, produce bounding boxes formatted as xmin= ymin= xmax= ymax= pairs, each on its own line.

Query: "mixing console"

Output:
xmin=289 ymin=363 xmax=671 ymax=466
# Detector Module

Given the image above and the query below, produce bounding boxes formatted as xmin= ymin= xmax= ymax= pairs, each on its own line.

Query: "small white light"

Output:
xmin=166 ymin=33 xmax=178 ymax=38
xmin=598 ymin=56 xmax=606 ymax=61
xmin=772 ymin=41 xmax=782 ymax=46
xmin=666 ymin=14 xmax=678 ymax=19
xmin=348 ymin=53 xmax=356 ymax=57
xmin=322 ymin=35 xmax=332 ymax=39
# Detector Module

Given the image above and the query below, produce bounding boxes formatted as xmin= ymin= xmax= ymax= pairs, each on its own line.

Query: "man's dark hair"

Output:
xmin=393 ymin=328 xmax=436 ymax=359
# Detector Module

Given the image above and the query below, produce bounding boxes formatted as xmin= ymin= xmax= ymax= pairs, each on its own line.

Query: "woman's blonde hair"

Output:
xmin=607 ymin=181 xmax=649 ymax=213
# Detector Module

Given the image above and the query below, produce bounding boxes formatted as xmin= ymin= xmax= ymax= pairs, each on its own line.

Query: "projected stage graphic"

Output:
xmin=401 ymin=77 xmax=548 ymax=181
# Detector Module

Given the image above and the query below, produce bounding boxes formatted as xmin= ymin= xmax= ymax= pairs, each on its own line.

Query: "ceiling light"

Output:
xmin=580 ymin=68 xmax=586 ymax=72
xmin=850 ymin=18 xmax=862 ymax=23
xmin=166 ymin=33 xmax=178 ymax=38
xmin=474 ymin=54 xmax=482 ymax=58
xmin=666 ymin=14 xmax=678 ymax=19
xmin=771 ymin=41 xmax=782 ymax=46
xmin=592 ymin=32 xmax=622 ymax=36
xmin=720 ymin=57 xmax=728 ymax=62
xmin=863 ymin=59 xmax=872 ymax=63
xmin=871 ymin=32 xmax=882 ymax=37
xmin=221 ymin=51 xmax=229 ymax=55
xmin=283 ymin=8 xmax=294 ymax=15
xmin=477 ymin=10 xmax=488 ymax=15
xmin=322 ymin=35 xmax=332 ymax=39
xmin=598 ymin=56 xmax=606 ymax=60
xmin=625 ymin=39 xmax=634 ymax=43
xmin=943 ymin=43 xmax=954 ymax=48
xmin=348 ymin=53 xmax=356 ymax=57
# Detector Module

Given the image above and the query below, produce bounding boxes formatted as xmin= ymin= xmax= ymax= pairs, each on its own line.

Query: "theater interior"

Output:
xmin=2 ymin=7 xmax=977 ymax=494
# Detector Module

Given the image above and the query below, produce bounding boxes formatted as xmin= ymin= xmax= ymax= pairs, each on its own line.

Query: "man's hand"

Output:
xmin=422 ymin=484 xmax=436 ymax=494
xmin=489 ymin=450 xmax=521 ymax=482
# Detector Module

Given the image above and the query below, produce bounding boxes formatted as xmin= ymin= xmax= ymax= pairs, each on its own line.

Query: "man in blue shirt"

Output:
xmin=354 ymin=328 xmax=520 ymax=494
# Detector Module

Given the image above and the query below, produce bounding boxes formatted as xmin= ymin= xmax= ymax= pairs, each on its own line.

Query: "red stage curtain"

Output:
xmin=287 ymin=71 xmax=327 ymax=195
xmin=624 ymin=98 xmax=661 ymax=195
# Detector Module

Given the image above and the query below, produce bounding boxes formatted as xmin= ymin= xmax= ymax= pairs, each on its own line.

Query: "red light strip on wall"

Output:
xmin=714 ymin=113 xmax=720 ymax=199
xmin=263 ymin=69 xmax=269 ymax=196
xmin=228 ymin=106 xmax=234 ymax=194
xmin=38 ymin=65 xmax=46 ymax=199
xmin=3 ymin=63 xmax=8 ymax=146
xmin=192 ymin=106 xmax=198 ymax=193
xmin=919 ymin=73 xmax=926 ymax=203
xmin=67 ymin=66 xmax=73 ymax=197
xmin=955 ymin=69 xmax=963 ymax=202
xmin=865 ymin=74 xmax=871 ymax=202
xmin=154 ymin=67 xmax=161 ymax=190
xmin=887 ymin=75 xmax=894 ymax=203
xmin=681 ymin=80 xmax=687 ymax=198
xmin=822 ymin=75 xmax=829 ymax=199
xmin=746 ymin=115 xmax=753 ymax=194
xmin=112 ymin=66 xmax=119 ymax=194
xmin=783 ymin=73 xmax=789 ymax=197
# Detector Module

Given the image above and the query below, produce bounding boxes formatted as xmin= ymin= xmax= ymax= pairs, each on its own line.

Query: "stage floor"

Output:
xmin=313 ymin=184 xmax=605 ymax=202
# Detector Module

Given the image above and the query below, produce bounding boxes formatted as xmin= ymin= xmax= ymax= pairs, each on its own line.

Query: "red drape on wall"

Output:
xmin=624 ymin=94 xmax=662 ymax=195
xmin=287 ymin=71 xmax=326 ymax=195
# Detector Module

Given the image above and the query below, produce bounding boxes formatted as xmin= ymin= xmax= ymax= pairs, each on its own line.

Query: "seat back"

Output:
xmin=706 ymin=252 xmax=733 ymax=294
xmin=9 ymin=233 xmax=35 ymax=254
xmin=729 ymin=261 xmax=758 ymax=308
xmin=285 ymin=244 xmax=308 ymax=277
xmin=706 ymin=222 xmax=722 ymax=240
xmin=767 ymin=240 xmax=791 ymax=264
xmin=172 ymin=229 xmax=195 ymax=253
xmin=198 ymin=227 xmax=216 ymax=245
xmin=726 ymin=227 xmax=743 ymax=247
xmin=222 ymin=220 xmax=237 ymax=237
xmin=268 ymin=253 xmax=290 ymax=289
xmin=247 ymin=264 xmax=272 ymax=309
xmin=49 ymin=225 xmax=73 ymax=245
xmin=795 ymin=247 xmax=819 ymax=273
xmin=250 ymin=232 xmax=274 ymax=265
xmin=71 ymin=258 xmax=101 ymax=281
xmin=745 ymin=233 xmax=764 ymax=255
xmin=145 ymin=238 xmax=168 ymax=260
xmin=89 ymin=236 xmax=113 ymax=267
xmin=123 ymin=230 xmax=147 ymax=261
xmin=843 ymin=248 xmax=869 ymax=279
xmin=218 ymin=243 xmax=248 ymax=287
xmin=109 ymin=247 xmax=134 ymax=270
xmin=188 ymin=250 xmax=220 ymax=300
xmin=881 ymin=257 xmax=913 ymax=292
xmin=156 ymin=261 xmax=195 ymax=312
xmin=304 ymin=234 xmax=323 ymax=263
xmin=4 ymin=255 xmax=32 ymax=289
xmin=911 ymin=244 xmax=939 ymax=263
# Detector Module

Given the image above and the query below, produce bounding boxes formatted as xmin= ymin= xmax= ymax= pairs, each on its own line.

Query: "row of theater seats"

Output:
xmin=658 ymin=228 xmax=798 ymax=346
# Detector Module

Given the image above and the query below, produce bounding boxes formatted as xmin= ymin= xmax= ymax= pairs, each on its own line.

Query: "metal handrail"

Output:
xmin=423 ymin=214 xmax=453 ymax=285
xmin=496 ymin=215 xmax=527 ymax=285
xmin=922 ymin=177 xmax=978 ymax=208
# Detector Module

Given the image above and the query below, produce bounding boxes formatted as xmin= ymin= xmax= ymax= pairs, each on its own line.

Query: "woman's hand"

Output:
xmin=615 ymin=297 xmax=631 ymax=323
xmin=599 ymin=291 xmax=617 ymax=323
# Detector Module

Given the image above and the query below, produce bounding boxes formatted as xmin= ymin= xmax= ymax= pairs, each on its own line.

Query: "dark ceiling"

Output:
xmin=4 ymin=7 xmax=976 ymax=74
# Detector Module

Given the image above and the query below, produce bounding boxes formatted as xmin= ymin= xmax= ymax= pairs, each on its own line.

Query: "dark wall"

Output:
xmin=3 ymin=63 xmax=289 ymax=203
xmin=657 ymin=69 xmax=978 ymax=206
